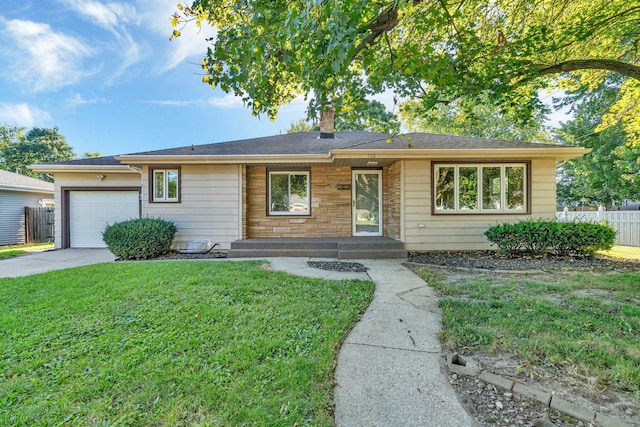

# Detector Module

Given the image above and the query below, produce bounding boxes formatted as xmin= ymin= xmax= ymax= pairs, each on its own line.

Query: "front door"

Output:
xmin=352 ymin=170 xmax=382 ymax=236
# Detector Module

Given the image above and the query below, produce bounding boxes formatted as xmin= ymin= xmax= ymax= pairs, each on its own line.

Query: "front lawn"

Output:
xmin=599 ymin=245 xmax=640 ymax=261
xmin=0 ymin=261 xmax=374 ymax=426
xmin=416 ymin=266 xmax=640 ymax=397
xmin=0 ymin=242 xmax=54 ymax=260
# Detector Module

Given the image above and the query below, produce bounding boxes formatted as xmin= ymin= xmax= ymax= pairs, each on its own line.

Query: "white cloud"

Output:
xmin=61 ymin=0 xmax=143 ymax=82
xmin=62 ymin=0 xmax=138 ymax=28
xmin=137 ymin=0 xmax=216 ymax=72
xmin=65 ymin=93 xmax=108 ymax=108
xmin=142 ymin=93 xmax=246 ymax=109
xmin=0 ymin=103 xmax=51 ymax=127
xmin=208 ymin=94 xmax=245 ymax=109
xmin=0 ymin=17 xmax=96 ymax=91
xmin=143 ymin=99 xmax=205 ymax=107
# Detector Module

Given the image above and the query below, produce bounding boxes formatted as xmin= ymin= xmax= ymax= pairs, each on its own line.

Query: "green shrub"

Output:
xmin=484 ymin=218 xmax=615 ymax=257
xmin=548 ymin=220 xmax=616 ymax=257
xmin=103 ymin=217 xmax=177 ymax=260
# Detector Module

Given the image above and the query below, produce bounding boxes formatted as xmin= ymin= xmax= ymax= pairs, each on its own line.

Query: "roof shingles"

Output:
xmin=0 ymin=169 xmax=54 ymax=192
xmin=33 ymin=131 xmax=582 ymax=167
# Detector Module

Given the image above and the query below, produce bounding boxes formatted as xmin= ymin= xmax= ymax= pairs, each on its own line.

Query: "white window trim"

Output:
xmin=268 ymin=171 xmax=310 ymax=216
xmin=152 ymin=169 xmax=180 ymax=202
xmin=433 ymin=163 xmax=528 ymax=214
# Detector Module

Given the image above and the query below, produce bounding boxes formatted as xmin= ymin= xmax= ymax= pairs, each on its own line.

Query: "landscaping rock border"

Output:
xmin=447 ymin=355 xmax=636 ymax=427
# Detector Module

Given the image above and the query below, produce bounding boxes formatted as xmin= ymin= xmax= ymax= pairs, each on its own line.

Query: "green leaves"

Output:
xmin=556 ymin=76 xmax=640 ymax=206
xmin=174 ymin=0 xmax=640 ymax=141
xmin=0 ymin=125 xmax=75 ymax=181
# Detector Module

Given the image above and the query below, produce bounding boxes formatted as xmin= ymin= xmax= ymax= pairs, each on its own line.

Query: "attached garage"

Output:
xmin=66 ymin=189 xmax=140 ymax=248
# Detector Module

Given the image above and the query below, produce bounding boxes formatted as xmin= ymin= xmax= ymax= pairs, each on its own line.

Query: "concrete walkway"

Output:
xmin=269 ymin=258 xmax=475 ymax=427
xmin=0 ymin=249 xmax=115 ymax=278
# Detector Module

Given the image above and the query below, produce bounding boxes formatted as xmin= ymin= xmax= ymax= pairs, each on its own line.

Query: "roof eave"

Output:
xmin=29 ymin=164 xmax=136 ymax=173
xmin=333 ymin=147 xmax=590 ymax=161
xmin=0 ymin=185 xmax=54 ymax=193
xmin=114 ymin=154 xmax=335 ymax=164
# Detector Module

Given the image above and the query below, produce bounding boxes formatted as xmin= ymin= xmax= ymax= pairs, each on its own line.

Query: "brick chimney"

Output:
xmin=319 ymin=104 xmax=335 ymax=139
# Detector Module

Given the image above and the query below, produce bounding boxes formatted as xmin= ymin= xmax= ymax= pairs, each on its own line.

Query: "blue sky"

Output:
xmin=0 ymin=1 xmax=569 ymax=158
xmin=0 ymin=0 xmax=310 ymax=156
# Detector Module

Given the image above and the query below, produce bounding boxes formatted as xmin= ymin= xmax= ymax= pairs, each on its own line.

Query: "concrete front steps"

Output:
xmin=228 ymin=237 xmax=407 ymax=259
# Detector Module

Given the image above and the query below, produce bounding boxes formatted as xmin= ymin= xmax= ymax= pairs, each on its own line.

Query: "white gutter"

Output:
xmin=114 ymin=153 xmax=335 ymax=164
xmin=127 ymin=165 xmax=143 ymax=184
xmin=29 ymin=165 xmax=135 ymax=173
xmin=333 ymin=147 xmax=590 ymax=161
xmin=0 ymin=184 xmax=54 ymax=193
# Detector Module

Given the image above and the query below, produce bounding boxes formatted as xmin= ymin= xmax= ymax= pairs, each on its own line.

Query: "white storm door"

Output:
xmin=352 ymin=170 xmax=382 ymax=236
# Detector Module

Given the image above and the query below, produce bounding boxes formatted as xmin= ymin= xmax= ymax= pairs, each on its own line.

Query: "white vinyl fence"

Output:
xmin=557 ymin=209 xmax=640 ymax=247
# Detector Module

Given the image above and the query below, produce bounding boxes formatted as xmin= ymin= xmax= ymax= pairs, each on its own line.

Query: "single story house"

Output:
xmin=31 ymin=119 xmax=587 ymax=258
xmin=0 ymin=169 xmax=55 ymax=246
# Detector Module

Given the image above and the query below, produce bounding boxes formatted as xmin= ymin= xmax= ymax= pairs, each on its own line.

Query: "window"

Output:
xmin=269 ymin=171 xmax=310 ymax=215
xmin=434 ymin=163 xmax=527 ymax=213
xmin=151 ymin=168 xmax=180 ymax=202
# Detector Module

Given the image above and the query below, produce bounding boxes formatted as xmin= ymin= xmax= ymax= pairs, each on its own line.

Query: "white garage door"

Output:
xmin=69 ymin=191 xmax=140 ymax=248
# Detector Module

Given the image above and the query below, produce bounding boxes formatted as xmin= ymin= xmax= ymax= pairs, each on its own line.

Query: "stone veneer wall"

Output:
xmin=246 ymin=166 xmax=353 ymax=238
xmin=386 ymin=161 xmax=402 ymax=240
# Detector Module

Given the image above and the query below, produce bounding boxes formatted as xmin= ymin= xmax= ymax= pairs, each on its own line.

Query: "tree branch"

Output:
xmin=352 ymin=0 xmax=424 ymax=60
xmin=534 ymin=59 xmax=640 ymax=81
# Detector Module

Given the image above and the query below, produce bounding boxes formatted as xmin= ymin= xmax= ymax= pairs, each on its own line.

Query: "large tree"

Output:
xmin=555 ymin=78 xmax=640 ymax=207
xmin=286 ymin=100 xmax=401 ymax=134
xmin=399 ymin=96 xmax=551 ymax=142
xmin=172 ymin=0 xmax=640 ymax=142
xmin=0 ymin=125 xmax=75 ymax=182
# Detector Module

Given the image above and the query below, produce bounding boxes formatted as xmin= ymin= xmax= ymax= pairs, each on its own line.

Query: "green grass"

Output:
xmin=0 ymin=243 xmax=54 ymax=260
xmin=599 ymin=245 xmax=640 ymax=261
xmin=0 ymin=261 xmax=374 ymax=426
xmin=417 ymin=266 xmax=640 ymax=396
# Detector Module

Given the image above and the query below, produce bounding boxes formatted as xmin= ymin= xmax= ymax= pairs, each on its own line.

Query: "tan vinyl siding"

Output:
xmin=402 ymin=158 xmax=558 ymax=251
xmin=143 ymin=165 xmax=242 ymax=249
xmin=530 ymin=158 xmax=557 ymax=218
xmin=52 ymin=172 xmax=141 ymax=248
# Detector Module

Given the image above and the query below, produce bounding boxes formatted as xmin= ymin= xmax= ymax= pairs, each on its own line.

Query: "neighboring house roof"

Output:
xmin=29 ymin=155 xmax=138 ymax=173
xmin=0 ymin=169 xmax=54 ymax=193
xmin=31 ymin=131 xmax=589 ymax=171
xmin=43 ymin=156 xmax=124 ymax=166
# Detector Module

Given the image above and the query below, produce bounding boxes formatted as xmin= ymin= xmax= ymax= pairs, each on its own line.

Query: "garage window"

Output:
xmin=151 ymin=168 xmax=180 ymax=202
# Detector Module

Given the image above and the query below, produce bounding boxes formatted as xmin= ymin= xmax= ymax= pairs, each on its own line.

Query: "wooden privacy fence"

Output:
xmin=557 ymin=210 xmax=640 ymax=247
xmin=25 ymin=206 xmax=55 ymax=244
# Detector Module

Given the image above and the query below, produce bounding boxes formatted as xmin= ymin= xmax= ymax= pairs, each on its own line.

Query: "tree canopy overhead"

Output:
xmin=173 ymin=0 xmax=639 ymax=142
xmin=555 ymin=77 xmax=640 ymax=207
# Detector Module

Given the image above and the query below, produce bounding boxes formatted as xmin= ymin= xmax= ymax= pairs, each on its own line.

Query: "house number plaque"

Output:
xmin=337 ymin=184 xmax=351 ymax=190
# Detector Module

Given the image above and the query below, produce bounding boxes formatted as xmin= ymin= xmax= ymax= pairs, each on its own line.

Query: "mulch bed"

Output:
xmin=307 ymin=261 xmax=368 ymax=272
xmin=152 ymin=249 xmax=639 ymax=273
xmin=407 ymin=250 xmax=640 ymax=272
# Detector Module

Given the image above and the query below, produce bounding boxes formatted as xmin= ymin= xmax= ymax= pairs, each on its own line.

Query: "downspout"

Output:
xmin=128 ymin=165 xmax=144 ymax=217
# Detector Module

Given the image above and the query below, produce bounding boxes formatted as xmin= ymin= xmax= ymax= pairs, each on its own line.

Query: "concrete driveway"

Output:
xmin=0 ymin=249 xmax=115 ymax=278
